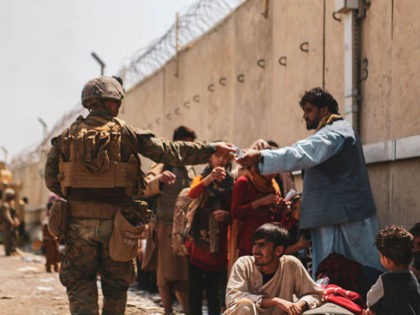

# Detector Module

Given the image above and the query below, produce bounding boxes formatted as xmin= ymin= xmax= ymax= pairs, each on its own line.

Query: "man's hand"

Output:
xmin=274 ymin=298 xmax=303 ymax=315
xmin=204 ymin=166 xmax=226 ymax=185
xmin=236 ymin=149 xmax=261 ymax=169
xmin=213 ymin=210 xmax=230 ymax=222
xmin=249 ymin=139 xmax=270 ymax=150
xmin=13 ymin=218 xmax=20 ymax=228
xmin=296 ymin=235 xmax=310 ymax=250
xmin=159 ymin=170 xmax=176 ymax=184
xmin=211 ymin=142 xmax=236 ymax=156
xmin=363 ymin=308 xmax=375 ymax=315
xmin=252 ymin=194 xmax=281 ymax=209
xmin=265 ymin=297 xmax=303 ymax=315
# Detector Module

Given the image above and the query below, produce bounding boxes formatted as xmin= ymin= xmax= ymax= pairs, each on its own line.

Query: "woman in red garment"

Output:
xmin=231 ymin=165 xmax=283 ymax=257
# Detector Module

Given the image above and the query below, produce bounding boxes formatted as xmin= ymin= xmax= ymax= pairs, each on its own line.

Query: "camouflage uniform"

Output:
xmin=0 ymin=197 xmax=17 ymax=256
xmin=45 ymin=107 xmax=215 ymax=315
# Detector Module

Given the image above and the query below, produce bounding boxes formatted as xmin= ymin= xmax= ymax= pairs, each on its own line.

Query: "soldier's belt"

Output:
xmin=69 ymin=200 xmax=120 ymax=219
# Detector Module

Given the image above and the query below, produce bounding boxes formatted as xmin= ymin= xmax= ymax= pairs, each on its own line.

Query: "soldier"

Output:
xmin=0 ymin=188 xmax=20 ymax=256
xmin=44 ymin=75 xmax=235 ymax=315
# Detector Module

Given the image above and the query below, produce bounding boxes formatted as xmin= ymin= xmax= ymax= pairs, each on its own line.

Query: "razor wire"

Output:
xmin=119 ymin=0 xmax=246 ymax=88
xmin=10 ymin=0 xmax=245 ymax=166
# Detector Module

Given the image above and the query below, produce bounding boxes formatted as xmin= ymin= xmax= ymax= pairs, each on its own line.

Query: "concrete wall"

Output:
xmin=12 ymin=0 xmax=420 ymax=229
xmin=120 ymin=0 xmax=420 ymax=228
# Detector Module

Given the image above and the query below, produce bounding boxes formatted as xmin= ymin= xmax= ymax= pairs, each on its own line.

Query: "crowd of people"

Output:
xmin=134 ymin=86 xmax=420 ymax=314
xmin=36 ymin=76 xmax=419 ymax=315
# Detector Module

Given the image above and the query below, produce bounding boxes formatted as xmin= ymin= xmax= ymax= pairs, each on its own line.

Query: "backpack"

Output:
xmin=58 ymin=115 xmax=139 ymax=196
xmin=171 ymin=187 xmax=202 ymax=256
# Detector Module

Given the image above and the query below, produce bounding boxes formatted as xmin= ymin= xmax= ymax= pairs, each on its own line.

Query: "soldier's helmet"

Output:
xmin=81 ymin=76 xmax=125 ymax=109
xmin=4 ymin=188 xmax=15 ymax=198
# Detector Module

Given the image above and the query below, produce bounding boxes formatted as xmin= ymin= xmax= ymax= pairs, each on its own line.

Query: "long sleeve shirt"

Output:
xmin=225 ymin=255 xmax=323 ymax=315
xmin=258 ymin=119 xmax=376 ymax=229
xmin=259 ymin=128 xmax=345 ymax=175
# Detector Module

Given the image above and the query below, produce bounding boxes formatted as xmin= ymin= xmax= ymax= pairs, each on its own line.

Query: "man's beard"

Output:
xmin=306 ymin=120 xmax=319 ymax=130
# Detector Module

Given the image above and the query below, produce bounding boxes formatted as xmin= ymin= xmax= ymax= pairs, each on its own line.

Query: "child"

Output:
xmin=364 ymin=225 xmax=420 ymax=315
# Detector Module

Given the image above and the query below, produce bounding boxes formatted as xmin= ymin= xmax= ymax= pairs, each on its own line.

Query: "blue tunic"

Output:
xmin=258 ymin=119 xmax=382 ymax=274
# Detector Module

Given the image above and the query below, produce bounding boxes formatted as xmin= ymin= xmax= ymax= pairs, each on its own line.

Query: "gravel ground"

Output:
xmin=0 ymin=245 xmax=189 ymax=315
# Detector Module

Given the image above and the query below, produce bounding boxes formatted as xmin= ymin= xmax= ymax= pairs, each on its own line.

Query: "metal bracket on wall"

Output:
xmin=237 ymin=74 xmax=245 ymax=83
xmin=332 ymin=11 xmax=342 ymax=22
xmin=361 ymin=58 xmax=369 ymax=81
xmin=278 ymin=56 xmax=287 ymax=66
xmin=166 ymin=113 xmax=172 ymax=120
xmin=257 ymin=59 xmax=265 ymax=69
xmin=300 ymin=42 xmax=309 ymax=52
xmin=174 ymin=107 xmax=181 ymax=115
xmin=262 ymin=0 xmax=270 ymax=19
xmin=183 ymin=101 xmax=191 ymax=108
xmin=193 ymin=94 xmax=200 ymax=102
xmin=357 ymin=0 xmax=370 ymax=19
xmin=219 ymin=77 xmax=227 ymax=86
xmin=208 ymin=84 xmax=215 ymax=92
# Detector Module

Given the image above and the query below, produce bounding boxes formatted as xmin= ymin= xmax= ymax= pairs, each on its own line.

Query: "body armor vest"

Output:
xmin=58 ymin=115 xmax=139 ymax=197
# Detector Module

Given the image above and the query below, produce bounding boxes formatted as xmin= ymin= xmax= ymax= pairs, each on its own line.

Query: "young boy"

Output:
xmin=364 ymin=225 xmax=420 ymax=315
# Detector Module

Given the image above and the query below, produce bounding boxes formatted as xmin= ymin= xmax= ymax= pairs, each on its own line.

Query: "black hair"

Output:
xmin=375 ymin=225 xmax=414 ymax=267
xmin=22 ymin=196 xmax=29 ymax=204
xmin=299 ymin=87 xmax=339 ymax=114
xmin=252 ymin=223 xmax=289 ymax=248
xmin=266 ymin=140 xmax=279 ymax=148
xmin=409 ymin=223 xmax=420 ymax=238
xmin=172 ymin=125 xmax=197 ymax=141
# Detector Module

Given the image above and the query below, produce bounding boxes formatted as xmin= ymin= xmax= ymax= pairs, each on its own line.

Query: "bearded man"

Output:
xmin=237 ymin=87 xmax=382 ymax=276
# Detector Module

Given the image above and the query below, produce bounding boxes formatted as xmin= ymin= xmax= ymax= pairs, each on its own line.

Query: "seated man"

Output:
xmin=225 ymin=223 xmax=323 ymax=315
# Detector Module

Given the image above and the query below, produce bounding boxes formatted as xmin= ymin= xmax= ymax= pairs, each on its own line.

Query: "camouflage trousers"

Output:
xmin=60 ymin=218 xmax=135 ymax=315
xmin=2 ymin=224 xmax=16 ymax=255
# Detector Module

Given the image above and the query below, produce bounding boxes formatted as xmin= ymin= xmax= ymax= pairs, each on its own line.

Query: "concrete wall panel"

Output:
xmin=360 ymin=0 xmax=393 ymax=143
xmin=390 ymin=0 xmax=420 ymax=138
xmin=324 ymin=0 xmax=344 ymax=110
xmin=271 ymin=0 xmax=325 ymax=146
xmin=232 ymin=0 xmax=273 ymax=148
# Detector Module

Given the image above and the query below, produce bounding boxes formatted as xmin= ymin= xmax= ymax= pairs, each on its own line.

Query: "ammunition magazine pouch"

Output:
xmin=109 ymin=211 xmax=144 ymax=262
xmin=58 ymin=155 xmax=138 ymax=196
xmin=57 ymin=116 xmax=141 ymax=197
xmin=69 ymin=201 xmax=120 ymax=220
xmin=48 ymin=199 xmax=69 ymax=239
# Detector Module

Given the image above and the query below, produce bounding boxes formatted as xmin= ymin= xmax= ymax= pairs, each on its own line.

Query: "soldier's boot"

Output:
xmin=102 ymin=293 xmax=127 ymax=315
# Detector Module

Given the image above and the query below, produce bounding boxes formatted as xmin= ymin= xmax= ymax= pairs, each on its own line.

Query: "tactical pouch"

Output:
xmin=48 ymin=199 xmax=69 ymax=239
xmin=109 ymin=211 xmax=144 ymax=262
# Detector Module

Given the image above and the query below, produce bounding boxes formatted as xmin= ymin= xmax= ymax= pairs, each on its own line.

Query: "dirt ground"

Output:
xmin=0 ymin=245 xmax=176 ymax=315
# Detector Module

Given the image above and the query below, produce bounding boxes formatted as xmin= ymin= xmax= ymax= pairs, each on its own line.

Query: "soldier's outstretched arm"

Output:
xmin=136 ymin=130 xmax=235 ymax=166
